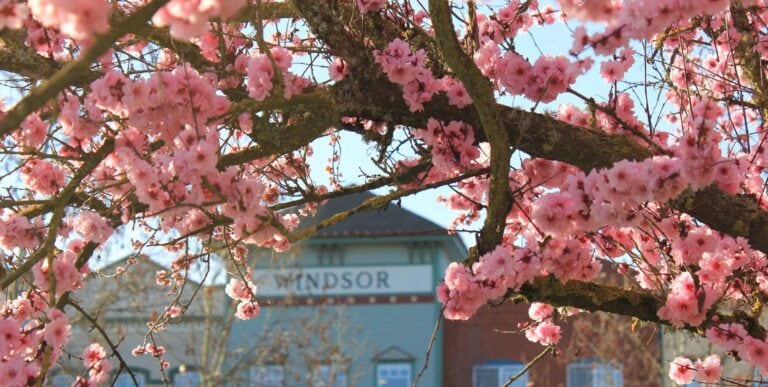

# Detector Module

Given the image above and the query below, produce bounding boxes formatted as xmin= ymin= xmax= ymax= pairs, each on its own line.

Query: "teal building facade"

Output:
xmin=227 ymin=192 xmax=467 ymax=386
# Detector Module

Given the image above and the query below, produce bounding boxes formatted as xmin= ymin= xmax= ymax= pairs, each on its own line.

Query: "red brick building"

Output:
xmin=443 ymin=285 xmax=662 ymax=387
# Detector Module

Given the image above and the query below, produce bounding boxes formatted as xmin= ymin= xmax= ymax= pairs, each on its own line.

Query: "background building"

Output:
xmin=443 ymin=274 xmax=662 ymax=387
xmin=230 ymin=191 xmax=466 ymax=387
xmin=57 ymin=191 xmax=667 ymax=387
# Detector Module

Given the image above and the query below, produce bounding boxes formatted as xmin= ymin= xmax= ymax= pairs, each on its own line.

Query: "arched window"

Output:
xmin=472 ymin=360 xmax=528 ymax=387
xmin=567 ymin=358 xmax=622 ymax=387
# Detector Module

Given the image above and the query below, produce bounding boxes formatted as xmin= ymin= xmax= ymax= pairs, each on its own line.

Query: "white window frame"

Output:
xmin=566 ymin=360 xmax=623 ymax=387
xmin=249 ymin=365 xmax=285 ymax=387
xmin=376 ymin=363 xmax=412 ymax=386
xmin=472 ymin=363 xmax=528 ymax=387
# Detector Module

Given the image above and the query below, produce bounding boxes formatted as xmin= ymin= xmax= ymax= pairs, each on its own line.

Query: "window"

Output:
xmin=472 ymin=361 xmax=528 ymax=387
xmin=318 ymin=244 xmax=344 ymax=266
xmin=311 ymin=365 xmax=347 ymax=387
xmin=567 ymin=359 xmax=623 ymax=387
xmin=173 ymin=370 xmax=200 ymax=387
xmin=376 ymin=363 xmax=411 ymax=387
xmin=250 ymin=365 xmax=284 ymax=387
xmin=115 ymin=372 xmax=147 ymax=387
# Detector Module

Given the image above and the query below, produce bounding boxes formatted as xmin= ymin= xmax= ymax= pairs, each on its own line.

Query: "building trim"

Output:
xmin=259 ymin=294 xmax=436 ymax=307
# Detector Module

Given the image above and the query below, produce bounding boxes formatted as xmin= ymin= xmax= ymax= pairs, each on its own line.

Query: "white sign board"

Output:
xmin=253 ymin=265 xmax=433 ymax=297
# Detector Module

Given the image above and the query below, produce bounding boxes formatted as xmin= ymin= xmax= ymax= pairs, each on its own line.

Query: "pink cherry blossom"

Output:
xmin=669 ymin=357 xmax=696 ymax=385
xmin=28 ymin=0 xmax=111 ymax=40
xmin=235 ymin=301 xmax=261 ymax=320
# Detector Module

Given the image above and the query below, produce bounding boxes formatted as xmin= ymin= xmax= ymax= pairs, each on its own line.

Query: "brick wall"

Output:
xmin=443 ymin=299 xmax=662 ymax=386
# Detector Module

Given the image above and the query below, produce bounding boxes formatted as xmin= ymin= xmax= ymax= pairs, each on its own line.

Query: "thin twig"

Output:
xmin=67 ymin=300 xmax=140 ymax=387
xmin=502 ymin=346 xmax=553 ymax=387
xmin=412 ymin=311 xmax=443 ymax=387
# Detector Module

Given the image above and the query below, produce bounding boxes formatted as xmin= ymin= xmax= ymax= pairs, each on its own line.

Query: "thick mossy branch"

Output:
xmin=519 ymin=276 xmax=766 ymax=339
xmin=238 ymin=2 xmax=298 ymax=21
xmin=429 ymin=0 xmax=512 ymax=255
xmin=730 ymin=2 xmax=768 ymax=116
xmin=671 ymin=188 xmax=768 ymax=254
xmin=519 ymin=276 xmax=662 ymax=323
xmin=0 ymin=31 xmax=84 ymax=83
xmin=246 ymin=90 xmax=341 ymax=153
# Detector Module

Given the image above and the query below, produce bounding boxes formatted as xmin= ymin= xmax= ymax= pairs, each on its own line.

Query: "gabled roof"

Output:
xmin=371 ymin=346 xmax=416 ymax=362
xmin=299 ymin=191 xmax=450 ymax=238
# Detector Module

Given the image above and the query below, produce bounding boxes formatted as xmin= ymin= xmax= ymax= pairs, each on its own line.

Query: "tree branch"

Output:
xmin=294 ymin=0 xmax=768 ymax=257
xmin=429 ymin=0 xmax=512 ymax=255
xmin=0 ymin=0 xmax=169 ymax=136
xmin=517 ymin=276 xmax=766 ymax=339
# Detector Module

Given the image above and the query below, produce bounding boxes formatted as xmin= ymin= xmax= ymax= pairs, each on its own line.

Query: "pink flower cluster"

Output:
xmin=0 ymin=0 xmax=28 ymax=30
xmin=375 ymin=39 xmax=474 ymax=111
xmin=528 ymin=302 xmax=554 ymax=322
xmin=702 ymin=322 xmax=768 ymax=378
xmin=563 ymin=0 xmax=730 ymax=54
xmin=438 ymin=237 xmax=601 ymax=321
xmin=44 ymin=308 xmax=70 ymax=344
xmin=475 ymin=1 xmax=534 ymax=44
xmin=0 ymin=298 xmax=79 ymax=387
xmin=20 ymin=159 xmax=66 ymax=196
xmin=0 ymin=211 xmax=40 ymax=250
xmin=246 ymin=47 xmax=307 ymax=101
xmin=79 ymin=343 xmax=111 ymax=385
xmin=437 ymin=261 xmax=500 ymax=320
xmin=32 ymin=240 xmax=89 ymax=297
xmin=225 ymin=277 xmax=261 ymax=320
xmin=0 ymin=296 xmax=53 ymax=387
xmin=329 ymin=58 xmax=350 ymax=81
xmin=357 ymin=0 xmax=386 ymax=13
xmin=374 ymin=39 xmax=439 ymax=111
xmin=525 ymin=321 xmax=562 ymax=346
xmin=531 ymin=102 xmax=732 ymax=237
xmin=132 ymin=343 xmax=165 ymax=357
xmin=498 ymin=52 xmax=590 ymax=103
xmin=657 ymin=272 xmax=718 ymax=327
xmin=414 ymin=119 xmax=482 ymax=174
xmin=14 ymin=113 xmax=48 ymax=148
xmin=28 ymin=0 xmax=111 ymax=40
xmin=529 ymin=155 xmax=686 ymax=237
xmin=523 ymin=303 xmax=562 ymax=346
xmin=72 ymin=211 xmax=113 ymax=244
xmin=600 ymin=46 xmax=635 ymax=84
xmin=668 ymin=355 xmax=721 ymax=385
xmin=152 ymin=0 xmax=247 ymax=40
